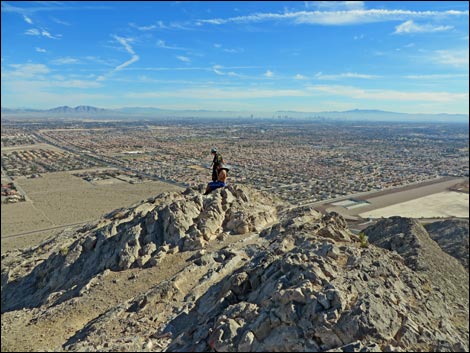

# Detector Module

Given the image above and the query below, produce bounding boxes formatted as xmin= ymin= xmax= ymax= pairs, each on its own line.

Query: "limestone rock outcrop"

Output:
xmin=162 ymin=212 xmax=468 ymax=352
xmin=424 ymin=219 xmax=469 ymax=270
xmin=1 ymin=187 xmax=468 ymax=352
xmin=1 ymin=185 xmax=278 ymax=312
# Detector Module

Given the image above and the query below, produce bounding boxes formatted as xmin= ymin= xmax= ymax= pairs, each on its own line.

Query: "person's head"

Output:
xmin=211 ymin=147 xmax=217 ymax=154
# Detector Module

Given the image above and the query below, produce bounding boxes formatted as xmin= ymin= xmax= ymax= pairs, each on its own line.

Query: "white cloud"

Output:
xmin=130 ymin=20 xmax=190 ymax=31
xmin=115 ymin=56 xmax=139 ymax=71
xmin=50 ymin=80 xmax=101 ymax=88
xmin=1 ymin=2 xmax=111 ymax=15
xmin=196 ymin=9 xmax=468 ymax=27
xmin=157 ymin=39 xmax=167 ymax=47
xmin=157 ymin=39 xmax=187 ymax=50
xmin=40 ymin=29 xmax=58 ymax=39
xmin=176 ymin=55 xmax=191 ymax=63
xmin=84 ymin=56 xmax=115 ymax=67
xmin=404 ymin=73 xmax=469 ymax=79
xmin=433 ymin=49 xmax=469 ymax=67
xmin=295 ymin=74 xmax=307 ymax=80
xmin=51 ymin=57 xmax=80 ymax=65
xmin=213 ymin=65 xmax=224 ymax=75
xmin=94 ymin=36 xmax=139 ymax=81
xmin=114 ymin=35 xmax=136 ymax=55
xmin=157 ymin=21 xmax=170 ymax=29
xmin=51 ymin=17 xmax=71 ymax=26
xmin=36 ymin=47 xmax=47 ymax=53
xmin=2 ymin=84 xmax=110 ymax=109
xmin=211 ymin=65 xmax=256 ymax=77
xmin=23 ymin=15 xmax=33 ymax=24
xmin=113 ymin=35 xmax=140 ymax=71
xmin=121 ymin=65 xmax=259 ymax=73
xmin=168 ymin=22 xmax=192 ymax=30
xmin=394 ymin=20 xmax=453 ymax=34
xmin=129 ymin=22 xmax=158 ymax=31
xmin=305 ymin=1 xmax=365 ymax=11
xmin=223 ymin=48 xmax=244 ymax=53
xmin=25 ymin=28 xmax=40 ymax=36
xmin=315 ymin=72 xmax=380 ymax=80
xmin=25 ymin=27 xmax=61 ymax=39
xmin=264 ymin=70 xmax=274 ymax=77
xmin=126 ymin=88 xmax=310 ymax=99
xmin=3 ymin=63 xmax=101 ymax=89
xmin=6 ymin=63 xmax=50 ymax=78
xmin=213 ymin=43 xmax=243 ymax=53
xmin=308 ymin=84 xmax=469 ymax=102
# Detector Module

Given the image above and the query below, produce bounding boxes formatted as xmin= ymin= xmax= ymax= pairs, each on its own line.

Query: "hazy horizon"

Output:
xmin=1 ymin=1 xmax=469 ymax=114
xmin=1 ymin=104 xmax=470 ymax=117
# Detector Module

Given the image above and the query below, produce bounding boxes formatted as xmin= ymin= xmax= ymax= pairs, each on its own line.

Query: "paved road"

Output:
xmin=1 ymin=222 xmax=89 ymax=239
xmin=33 ymin=132 xmax=188 ymax=188
xmin=346 ymin=177 xmax=468 ymax=216
xmin=282 ymin=176 xmax=459 ymax=213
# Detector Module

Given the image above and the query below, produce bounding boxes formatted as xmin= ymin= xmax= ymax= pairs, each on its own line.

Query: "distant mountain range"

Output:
xmin=48 ymin=105 xmax=107 ymax=114
xmin=1 ymin=105 xmax=468 ymax=123
xmin=1 ymin=105 xmax=107 ymax=114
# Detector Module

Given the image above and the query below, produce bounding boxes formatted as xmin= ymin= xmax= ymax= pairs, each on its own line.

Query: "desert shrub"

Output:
xmin=358 ymin=232 xmax=369 ymax=248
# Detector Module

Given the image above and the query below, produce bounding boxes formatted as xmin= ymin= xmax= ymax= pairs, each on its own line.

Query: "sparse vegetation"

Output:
xmin=359 ymin=232 xmax=369 ymax=248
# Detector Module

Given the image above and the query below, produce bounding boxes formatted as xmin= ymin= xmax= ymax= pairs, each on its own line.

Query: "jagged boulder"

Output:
xmin=163 ymin=212 xmax=468 ymax=352
xmin=1 ymin=190 xmax=468 ymax=353
xmin=1 ymin=185 xmax=278 ymax=313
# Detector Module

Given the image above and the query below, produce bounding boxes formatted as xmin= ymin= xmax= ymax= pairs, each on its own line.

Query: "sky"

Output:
xmin=1 ymin=1 xmax=469 ymax=114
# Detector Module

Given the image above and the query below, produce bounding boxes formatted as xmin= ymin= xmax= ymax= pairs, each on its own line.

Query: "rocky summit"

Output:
xmin=1 ymin=185 xmax=468 ymax=352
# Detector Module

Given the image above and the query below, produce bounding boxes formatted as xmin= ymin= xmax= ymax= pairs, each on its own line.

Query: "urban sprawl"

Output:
xmin=2 ymin=118 xmax=469 ymax=205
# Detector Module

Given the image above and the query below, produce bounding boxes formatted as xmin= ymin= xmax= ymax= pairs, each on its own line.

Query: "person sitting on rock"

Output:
xmin=204 ymin=164 xmax=229 ymax=195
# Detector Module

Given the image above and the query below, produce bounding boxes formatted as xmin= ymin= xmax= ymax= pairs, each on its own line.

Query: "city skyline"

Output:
xmin=1 ymin=1 xmax=469 ymax=114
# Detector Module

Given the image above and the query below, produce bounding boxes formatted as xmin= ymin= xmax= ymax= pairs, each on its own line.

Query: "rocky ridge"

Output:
xmin=1 ymin=185 xmax=277 ymax=313
xmin=424 ymin=219 xmax=469 ymax=270
xmin=1 ymin=185 xmax=468 ymax=352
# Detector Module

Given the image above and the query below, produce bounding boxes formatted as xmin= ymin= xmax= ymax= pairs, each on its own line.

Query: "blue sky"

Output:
xmin=1 ymin=1 xmax=469 ymax=113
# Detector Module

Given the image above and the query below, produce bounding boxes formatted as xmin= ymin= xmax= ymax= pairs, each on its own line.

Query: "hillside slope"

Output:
xmin=1 ymin=185 xmax=468 ymax=352
xmin=424 ymin=219 xmax=469 ymax=270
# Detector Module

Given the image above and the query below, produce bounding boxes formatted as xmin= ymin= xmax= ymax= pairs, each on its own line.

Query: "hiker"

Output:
xmin=210 ymin=147 xmax=224 ymax=181
xmin=204 ymin=164 xmax=229 ymax=195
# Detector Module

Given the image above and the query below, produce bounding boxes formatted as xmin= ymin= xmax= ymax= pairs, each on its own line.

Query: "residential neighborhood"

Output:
xmin=2 ymin=119 xmax=468 ymax=205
